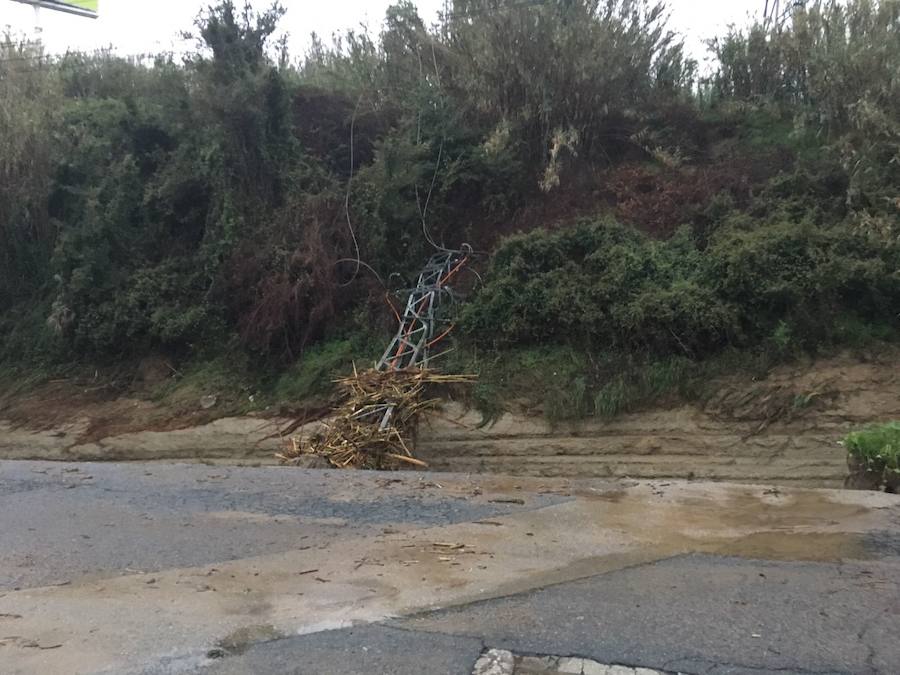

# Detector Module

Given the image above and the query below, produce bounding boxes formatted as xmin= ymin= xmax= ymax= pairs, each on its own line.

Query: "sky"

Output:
xmin=2 ymin=0 xmax=765 ymax=68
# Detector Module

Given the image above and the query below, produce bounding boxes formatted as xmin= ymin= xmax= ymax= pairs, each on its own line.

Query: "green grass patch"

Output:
xmin=443 ymin=344 xmax=591 ymax=424
xmin=147 ymin=329 xmax=384 ymax=414
xmin=269 ymin=330 xmax=384 ymax=406
xmin=845 ymin=422 xmax=900 ymax=473
xmin=149 ymin=352 xmax=263 ymax=415
xmin=0 ymin=364 xmax=54 ymax=406
xmin=443 ymin=343 xmax=784 ymax=424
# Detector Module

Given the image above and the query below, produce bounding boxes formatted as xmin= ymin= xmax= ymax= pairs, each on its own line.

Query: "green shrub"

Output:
xmin=844 ymin=422 xmax=900 ymax=475
xmin=67 ymin=261 xmax=218 ymax=355
xmin=462 ymin=217 xmax=900 ymax=357
xmin=706 ymin=219 xmax=900 ymax=347
xmin=460 ymin=220 xmax=738 ymax=354
xmin=270 ymin=330 xmax=382 ymax=404
xmin=0 ymin=300 xmax=66 ymax=366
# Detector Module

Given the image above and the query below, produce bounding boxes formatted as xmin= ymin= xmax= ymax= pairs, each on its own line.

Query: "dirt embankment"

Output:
xmin=417 ymin=351 xmax=900 ymax=487
xmin=1 ymin=351 xmax=898 ymax=487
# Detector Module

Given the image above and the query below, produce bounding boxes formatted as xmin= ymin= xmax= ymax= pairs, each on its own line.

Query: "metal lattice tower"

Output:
xmin=377 ymin=247 xmax=470 ymax=372
xmin=348 ymin=246 xmax=470 ymax=433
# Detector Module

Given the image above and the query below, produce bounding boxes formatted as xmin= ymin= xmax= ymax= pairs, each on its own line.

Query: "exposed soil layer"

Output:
xmin=1 ymin=351 xmax=898 ymax=486
xmin=417 ymin=351 xmax=900 ymax=487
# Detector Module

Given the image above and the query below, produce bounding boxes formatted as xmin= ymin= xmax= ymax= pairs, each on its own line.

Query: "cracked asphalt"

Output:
xmin=1 ymin=460 xmax=899 ymax=675
xmin=395 ymin=554 xmax=900 ymax=675
xmin=186 ymin=554 xmax=900 ymax=675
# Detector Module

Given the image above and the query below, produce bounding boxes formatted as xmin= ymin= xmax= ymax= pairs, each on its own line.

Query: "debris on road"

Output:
xmin=279 ymin=248 xmax=475 ymax=470
xmin=278 ymin=367 xmax=474 ymax=470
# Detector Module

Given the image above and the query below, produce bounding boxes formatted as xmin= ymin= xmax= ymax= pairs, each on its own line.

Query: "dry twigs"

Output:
xmin=277 ymin=367 xmax=475 ymax=470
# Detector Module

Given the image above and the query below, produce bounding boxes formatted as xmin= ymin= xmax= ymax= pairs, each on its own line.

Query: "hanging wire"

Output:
xmin=339 ymin=93 xmax=365 ymax=287
xmin=414 ymin=39 xmax=460 ymax=255
xmin=333 ymin=258 xmax=386 ymax=288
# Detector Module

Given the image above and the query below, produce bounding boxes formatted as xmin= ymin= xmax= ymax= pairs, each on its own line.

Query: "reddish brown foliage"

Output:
xmin=223 ymin=196 xmax=351 ymax=360
xmin=454 ymin=147 xmax=791 ymax=252
xmin=603 ymin=148 xmax=792 ymax=238
xmin=605 ymin=165 xmax=719 ymax=237
xmin=607 ymin=166 xmax=725 ymax=237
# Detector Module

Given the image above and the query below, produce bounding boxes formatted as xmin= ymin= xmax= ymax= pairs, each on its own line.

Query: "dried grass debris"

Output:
xmin=278 ymin=367 xmax=475 ymax=470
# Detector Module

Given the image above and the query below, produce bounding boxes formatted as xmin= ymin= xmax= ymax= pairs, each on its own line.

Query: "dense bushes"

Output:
xmin=711 ymin=0 xmax=900 ymax=218
xmin=444 ymin=0 xmax=695 ymax=171
xmin=1 ymin=3 xmax=339 ymax=360
xmin=0 ymin=40 xmax=60 ymax=309
xmin=706 ymin=220 xmax=900 ymax=346
xmin=459 ymin=222 xmax=725 ymax=352
xmin=1 ymin=0 xmax=898 ymax=403
xmin=461 ymin=218 xmax=900 ymax=356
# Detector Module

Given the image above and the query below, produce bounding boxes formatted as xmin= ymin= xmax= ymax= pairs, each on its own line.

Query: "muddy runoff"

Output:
xmin=1 ymin=478 xmax=897 ymax=674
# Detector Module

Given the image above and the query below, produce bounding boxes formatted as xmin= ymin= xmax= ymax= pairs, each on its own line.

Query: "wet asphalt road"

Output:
xmin=2 ymin=460 xmax=899 ymax=675
xmin=0 ymin=460 xmax=564 ymax=589
xmin=186 ymin=553 xmax=900 ymax=675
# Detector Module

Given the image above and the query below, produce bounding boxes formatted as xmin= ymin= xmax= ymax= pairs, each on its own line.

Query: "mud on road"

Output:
xmin=1 ymin=461 xmax=899 ymax=674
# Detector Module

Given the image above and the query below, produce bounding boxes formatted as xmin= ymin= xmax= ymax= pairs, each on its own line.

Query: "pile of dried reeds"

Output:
xmin=277 ymin=366 xmax=475 ymax=470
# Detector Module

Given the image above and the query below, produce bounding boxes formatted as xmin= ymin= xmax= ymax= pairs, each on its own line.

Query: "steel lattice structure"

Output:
xmin=349 ymin=246 xmax=470 ymax=432
xmin=377 ymin=246 xmax=470 ymax=372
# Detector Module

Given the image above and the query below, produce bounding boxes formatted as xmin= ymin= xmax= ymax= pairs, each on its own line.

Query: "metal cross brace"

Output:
xmin=359 ymin=247 xmax=470 ymax=431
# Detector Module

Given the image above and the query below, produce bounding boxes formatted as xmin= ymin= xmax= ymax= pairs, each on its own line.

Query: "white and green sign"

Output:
xmin=12 ymin=0 xmax=99 ymax=19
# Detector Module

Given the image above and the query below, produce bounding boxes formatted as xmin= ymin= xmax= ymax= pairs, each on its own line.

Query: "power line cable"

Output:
xmin=339 ymin=93 xmax=364 ymax=287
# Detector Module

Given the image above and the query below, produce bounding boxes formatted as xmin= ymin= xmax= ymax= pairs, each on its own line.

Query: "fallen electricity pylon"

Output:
xmin=278 ymin=246 xmax=475 ymax=469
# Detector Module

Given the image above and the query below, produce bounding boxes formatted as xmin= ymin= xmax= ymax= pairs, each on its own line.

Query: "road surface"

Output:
xmin=1 ymin=460 xmax=898 ymax=674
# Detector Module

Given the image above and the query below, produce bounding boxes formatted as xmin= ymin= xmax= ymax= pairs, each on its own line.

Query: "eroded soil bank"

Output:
xmin=1 ymin=351 xmax=897 ymax=487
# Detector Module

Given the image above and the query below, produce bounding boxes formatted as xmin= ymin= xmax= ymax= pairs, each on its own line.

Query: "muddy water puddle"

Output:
xmin=593 ymin=489 xmax=877 ymax=558
xmin=698 ymin=531 xmax=868 ymax=561
xmin=481 ymin=487 xmax=891 ymax=595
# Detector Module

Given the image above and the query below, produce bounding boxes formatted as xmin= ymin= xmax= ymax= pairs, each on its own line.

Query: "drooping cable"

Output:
xmin=340 ymin=93 xmax=364 ymax=287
